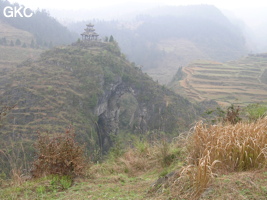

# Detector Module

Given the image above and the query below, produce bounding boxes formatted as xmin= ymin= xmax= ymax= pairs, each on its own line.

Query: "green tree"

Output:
xmin=109 ymin=35 xmax=114 ymax=43
xmin=30 ymin=39 xmax=35 ymax=48
xmin=36 ymin=36 xmax=43 ymax=46
xmin=49 ymin=41 xmax=53 ymax=49
xmin=15 ymin=38 xmax=21 ymax=46
xmin=10 ymin=40 xmax=14 ymax=46
xmin=22 ymin=43 xmax=27 ymax=48
xmin=2 ymin=37 xmax=7 ymax=45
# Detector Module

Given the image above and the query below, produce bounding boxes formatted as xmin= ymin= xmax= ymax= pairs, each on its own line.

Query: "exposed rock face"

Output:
xmin=95 ymin=78 xmax=126 ymax=152
xmin=94 ymin=77 xmax=152 ymax=152
xmin=93 ymin=73 xmax=198 ymax=152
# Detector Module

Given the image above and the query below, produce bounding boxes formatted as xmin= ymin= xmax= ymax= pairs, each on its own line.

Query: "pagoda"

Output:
xmin=81 ymin=23 xmax=99 ymax=41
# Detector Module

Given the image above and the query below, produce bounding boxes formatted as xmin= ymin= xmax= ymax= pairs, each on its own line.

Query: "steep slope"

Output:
xmin=169 ymin=54 xmax=267 ymax=105
xmin=0 ymin=21 xmax=44 ymax=107
xmin=0 ymin=41 xmax=205 ymax=154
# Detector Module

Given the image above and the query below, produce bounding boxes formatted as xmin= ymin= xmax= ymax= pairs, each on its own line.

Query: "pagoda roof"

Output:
xmin=81 ymin=32 xmax=99 ymax=36
xmin=84 ymin=28 xmax=95 ymax=32
xmin=86 ymin=23 xmax=94 ymax=27
xmin=81 ymin=23 xmax=99 ymax=39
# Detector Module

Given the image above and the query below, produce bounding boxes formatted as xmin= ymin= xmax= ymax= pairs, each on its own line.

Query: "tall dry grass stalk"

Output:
xmin=167 ymin=153 xmax=219 ymax=200
xmin=0 ymin=139 xmax=30 ymax=185
xmin=188 ymin=117 xmax=267 ymax=172
xmin=164 ymin=118 xmax=267 ymax=199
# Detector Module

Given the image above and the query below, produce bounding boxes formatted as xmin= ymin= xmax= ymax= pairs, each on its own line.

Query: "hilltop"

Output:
xmin=69 ymin=5 xmax=248 ymax=84
xmin=0 ymin=39 xmax=209 ymax=161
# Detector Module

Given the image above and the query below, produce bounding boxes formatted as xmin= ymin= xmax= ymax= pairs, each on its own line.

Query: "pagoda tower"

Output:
xmin=81 ymin=23 xmax=99 ymax=41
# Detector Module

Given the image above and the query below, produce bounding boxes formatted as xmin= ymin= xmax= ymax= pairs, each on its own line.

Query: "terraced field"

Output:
xmin=169 ymin=54 xmax=267 ymax=105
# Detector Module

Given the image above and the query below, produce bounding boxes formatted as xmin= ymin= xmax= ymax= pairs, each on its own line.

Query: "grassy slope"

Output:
xmin=0 ymin=21 xmax=34 ymax=45
xmin=1 ymin=119 xmax=267 ymax=200
xmin=169 ymin=55 xmax=267 ymax=106
xmin=0 ymin=21 xmax=44 ymax=103
xmin=0 ymin=43 xmax=108 ymax=150
xmin=0 ymin=21 xmax=43 ymax=60
xmin=0 ymin=173 xmax=155 ymax=199
xmin=1 ymin=169 xmax=266 ymax=199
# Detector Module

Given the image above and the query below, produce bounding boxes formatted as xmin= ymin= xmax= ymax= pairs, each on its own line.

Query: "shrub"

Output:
xmin=31 ymin=126 xmax=86 ymax=178
xmin=223 ymin=104 xmax=241 ymax=124
xmin=245 ymin=103 xmax=267 ymax=121
xmin=204 ymin=104 xmax=241 ymax=125
xmin=15 ymin=39 xmax=21 ymax=46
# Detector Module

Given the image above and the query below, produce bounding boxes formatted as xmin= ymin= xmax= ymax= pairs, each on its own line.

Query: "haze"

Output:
xmin=9 ymin=0 xmax=267 ymax=10
xmin=9 ymin=0 xmax=267 ymax=26
xmin=8 ymin=0 xmax=267 ymax=53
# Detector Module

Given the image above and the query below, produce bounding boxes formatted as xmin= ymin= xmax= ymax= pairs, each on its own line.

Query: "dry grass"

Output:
xmin=120 ymin=140 xmax=183 ymax=175
xmin=88 ymin=138 xmax=183 ymax=178
xmin=31 ymin=126 xmax=86 ymax=178
xmin=188 ymin=118 xmax=267 ymax=172
xmin=152 ymin=118 xmax=267 ymax=199
xmin=0 ymin=139 xmax=30 ymax=186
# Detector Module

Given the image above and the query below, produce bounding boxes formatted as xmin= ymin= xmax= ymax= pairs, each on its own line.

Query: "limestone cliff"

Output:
xmin=0 ymin=41 xmax=203 ymax=152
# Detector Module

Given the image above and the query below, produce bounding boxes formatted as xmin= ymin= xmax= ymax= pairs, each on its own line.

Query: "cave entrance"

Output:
xmin=96 ymin=88 xmax=140 ymax=153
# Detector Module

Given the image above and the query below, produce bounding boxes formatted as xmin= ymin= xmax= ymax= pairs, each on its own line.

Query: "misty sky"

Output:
xmin=7 ymin=0 xmax=267 ymax=31
xmin=9 ymin=0 xmax=267 ymax=10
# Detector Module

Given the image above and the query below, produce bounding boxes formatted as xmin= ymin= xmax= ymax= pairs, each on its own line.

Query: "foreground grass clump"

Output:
xmin=31 ymin=127 xmax=86 ymax=178
xmin=89 ymin=138 xmax=184 ymax=177
xmin=153 ymin=117 xmax=267 ymax=199
xmin=189 ymin=118 xmax=267 ymax=171
xmin=117 ymin=140 xmax=183 ymax=175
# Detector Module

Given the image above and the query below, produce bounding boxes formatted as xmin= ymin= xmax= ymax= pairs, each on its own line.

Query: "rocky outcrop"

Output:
xmin=94 ymin=77 xmax=151 ymax=152
xmin=94 ymin=72 xmax=199 ymax=152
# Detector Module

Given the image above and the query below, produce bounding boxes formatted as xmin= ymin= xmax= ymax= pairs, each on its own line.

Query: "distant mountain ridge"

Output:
xmin=0 ymin=0 xmax=77 ymax=47
xmin=68 ymin=5 xmax=248 ymax=84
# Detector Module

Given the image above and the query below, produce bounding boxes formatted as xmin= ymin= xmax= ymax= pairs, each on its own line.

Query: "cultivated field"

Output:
xmin=169 ymin=55 xmax=267 ymax=105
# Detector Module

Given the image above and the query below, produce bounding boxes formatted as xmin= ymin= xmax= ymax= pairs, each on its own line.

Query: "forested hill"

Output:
xmin=68 ymin=5 xmax=248 ymax=84
xmin=0 ymin=0 xmax=77 ymax=46
xmin=0 ymin=40 xmax=213 ymax=154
